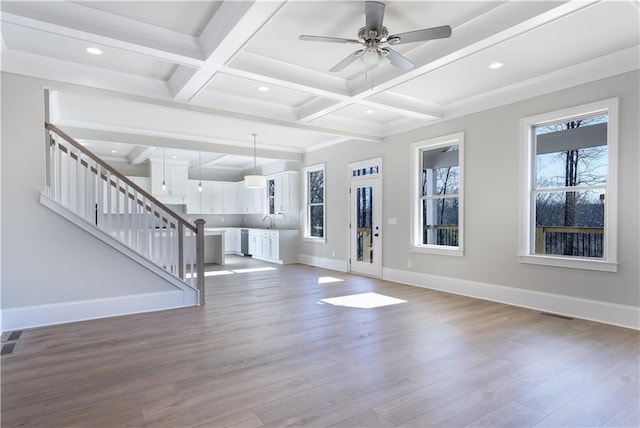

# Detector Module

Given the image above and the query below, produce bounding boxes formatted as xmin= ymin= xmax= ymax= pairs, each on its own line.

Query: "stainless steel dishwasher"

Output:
xmin=240 ymin=229 xmax=249 ymax=256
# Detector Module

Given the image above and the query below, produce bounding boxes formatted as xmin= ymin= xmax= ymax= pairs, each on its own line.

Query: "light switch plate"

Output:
xmin=388 ymin=217 xmax=397 ymax=225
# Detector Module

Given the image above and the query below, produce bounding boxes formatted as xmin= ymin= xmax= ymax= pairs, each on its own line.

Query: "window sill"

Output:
xmin=411 ymin=245 xmax=464 ymax=257
xmin=302 ymin=237 xmax=326 ymax=244
xmin=519 ymin=254 xmax=617 ymax=272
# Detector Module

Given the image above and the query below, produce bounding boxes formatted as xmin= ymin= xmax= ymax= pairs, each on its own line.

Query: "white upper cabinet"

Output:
xmin=149 ymin=159 xmax=189 ymax=204
xmin=236 ymin=182 xmax=266 ymax=214
xmin=221 ymin=182 xmax=237 ymax=214
xmin=267 ymin=172 xmax=299 ymax=215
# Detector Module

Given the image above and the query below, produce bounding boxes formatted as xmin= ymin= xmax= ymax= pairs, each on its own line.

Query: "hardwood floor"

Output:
xmin=2 ymin=256 xmax=638 ymax=427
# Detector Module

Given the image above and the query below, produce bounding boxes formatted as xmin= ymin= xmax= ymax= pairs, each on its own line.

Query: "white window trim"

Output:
xmin=302 ymin=163 xmax=326 ymax=243
xmin=519 ymin=98 xmax=618 ymax=272
xmin=411 ymin=132 xmax=465 ymax=257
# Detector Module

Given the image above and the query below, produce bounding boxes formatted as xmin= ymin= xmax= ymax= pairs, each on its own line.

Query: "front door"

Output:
xmin=350 ymin=177 xmax=381 ymax=277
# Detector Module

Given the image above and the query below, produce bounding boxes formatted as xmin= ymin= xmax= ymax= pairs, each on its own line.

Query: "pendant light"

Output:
xmin=244 ymin=133 xmax=266 ymax=188
xmin=198 ymin=151 xmax=203 ymax=192
xmin=161 ymin=148 xmax=167 ymax=191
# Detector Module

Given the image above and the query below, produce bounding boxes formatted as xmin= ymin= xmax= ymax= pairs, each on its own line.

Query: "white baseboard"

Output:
xmin=1 ymin=290 xmax=185 ymax=332
xmin=299 ymin=255 xmax=348 ymax=272
xmin=383 ymin=268 xmax=640 ymax=330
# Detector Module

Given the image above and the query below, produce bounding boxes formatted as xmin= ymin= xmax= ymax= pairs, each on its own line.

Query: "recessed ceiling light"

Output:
xmin=86 ymin=47 xmax=102 ymax=55
xmin=172 ymin=155 xmax=177 ymax=159
xmin=111 ymin=150 xmax=118 ymax=153
xmin=489 ymin=62 xmax=503 ymax=69
xmin=365 ymin=109 xmax=375 ymax=114
xmin=258 ymin=86 xmax=269 ymax=92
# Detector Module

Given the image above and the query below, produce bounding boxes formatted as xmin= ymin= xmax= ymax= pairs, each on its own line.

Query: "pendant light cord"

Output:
xmin=252 ymin=133 xmax=257 ymax=174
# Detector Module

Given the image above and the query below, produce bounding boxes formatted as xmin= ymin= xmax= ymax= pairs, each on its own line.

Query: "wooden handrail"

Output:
xmin=52 ymin=138 xmax=174 ymax=225
xmin=45 ymin=122 xmax=196 ymax=233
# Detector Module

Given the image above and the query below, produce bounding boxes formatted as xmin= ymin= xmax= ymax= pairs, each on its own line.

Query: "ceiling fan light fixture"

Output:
xmin=362 ymin=48 xmax=379 ymax=68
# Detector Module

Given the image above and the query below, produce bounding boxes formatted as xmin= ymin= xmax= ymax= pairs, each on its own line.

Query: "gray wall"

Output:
xmin=1 ymin=73 xmax=176 ymax=309
xmin=301 ymin=71 xmax=639 ymax=307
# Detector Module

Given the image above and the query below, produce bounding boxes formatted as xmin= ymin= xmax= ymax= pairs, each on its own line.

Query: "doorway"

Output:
xmin=349 ymin=159 xmax=382 ymax=277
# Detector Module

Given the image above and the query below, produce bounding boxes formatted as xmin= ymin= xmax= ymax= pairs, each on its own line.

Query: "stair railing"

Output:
xmin=44 ymin=122 xmax=205 ymax=305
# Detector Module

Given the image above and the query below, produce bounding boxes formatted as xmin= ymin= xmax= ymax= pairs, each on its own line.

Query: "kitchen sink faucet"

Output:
xmin=262 ymin=215 xmax=274 ymax=229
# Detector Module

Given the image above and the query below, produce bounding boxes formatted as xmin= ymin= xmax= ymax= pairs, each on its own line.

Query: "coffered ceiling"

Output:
xmin=1 ymin=0 xmax=638 ymax=170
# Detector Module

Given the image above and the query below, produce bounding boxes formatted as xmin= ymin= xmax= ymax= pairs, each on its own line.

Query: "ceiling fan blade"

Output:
xmin=365 ymin=1 xmax=385 ymax=36
xmin=384 ymin=48 xmax=414 ymax=71
xmin=389 ymin=25 xmax=452 ymax=44
xmin=329 ymin=50 xmax=364 ymax=72
xmin=299 ymin=35 xmax=361 ymax=44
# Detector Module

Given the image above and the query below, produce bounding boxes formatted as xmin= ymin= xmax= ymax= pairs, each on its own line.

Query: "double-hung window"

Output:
xmin=303 ymin=164 xmax=325 ymax=242
xmin=411 ymin=133 xmax=464 ymax=256
xmin=520 ymin=98 xmax=618 ymax=271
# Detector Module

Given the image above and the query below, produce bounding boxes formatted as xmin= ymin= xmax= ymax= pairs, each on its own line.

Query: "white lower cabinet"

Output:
xmin=248 ymin=230 xmax=262 ymax=257
xmin=246 ymin=229 xmax=297 ymax=264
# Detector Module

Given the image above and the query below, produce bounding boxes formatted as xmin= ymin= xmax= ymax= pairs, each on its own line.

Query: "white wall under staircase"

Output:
xmin=0 ymin=73 xmax=199 ymax=332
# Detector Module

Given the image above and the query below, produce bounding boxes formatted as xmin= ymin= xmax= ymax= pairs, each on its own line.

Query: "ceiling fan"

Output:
xmin=299 ymin=1 xmax=452 ymax=73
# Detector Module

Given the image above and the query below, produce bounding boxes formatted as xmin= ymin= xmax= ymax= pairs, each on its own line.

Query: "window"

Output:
xmin=303 ymin=164 xmax=325 ymax=241
xmin=520 ymin=98 xmax=618 ymax=272
xmin=267 ymin=178 xmax=276 ymax=215
xmin=411 ymin=133 xmax=464 ymax=256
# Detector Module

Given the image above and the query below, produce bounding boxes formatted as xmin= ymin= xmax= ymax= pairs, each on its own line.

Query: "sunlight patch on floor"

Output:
xmin=186 ymin=267 xmax=276 ymax=278
xmin=319 ymin=292 xmax=407 ymax=309
xmin=232 ymin=267 xmax=278 ymax=274
xmin=318 ymin=276 xmax=344 ymax=284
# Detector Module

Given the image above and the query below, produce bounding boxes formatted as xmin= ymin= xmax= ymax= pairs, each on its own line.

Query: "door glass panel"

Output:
xmin=356 ymin=186 xmax=373 ymax=263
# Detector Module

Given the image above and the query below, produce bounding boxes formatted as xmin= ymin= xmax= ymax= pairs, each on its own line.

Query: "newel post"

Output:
xmin=195 ymin=219 xmax=206 ymax=305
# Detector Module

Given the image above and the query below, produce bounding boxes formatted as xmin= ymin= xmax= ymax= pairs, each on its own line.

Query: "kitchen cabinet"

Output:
xmin=237 ymin=182 xmax=265 ymax=214
xmin=248 ymin=230 xmax=262 ymax=257
xmin=224 ymin=228 xmax=241 ymax=254
xmin=149 ymin=159 xmax=188 ymax=204
xmin=186 ymin=180 xmax=208 ymax=214
xmin=246 ymin=228 xmax=298 ymax=264
xmin=187 ymin=180 xmax=239 ymax=214
xmin=261 ymin=230 xmax=279 ymax=261
xmin=267 ymin=172 xmax=299 ymax=215
xmin=221 ymin=182 xmax=237 ymax=214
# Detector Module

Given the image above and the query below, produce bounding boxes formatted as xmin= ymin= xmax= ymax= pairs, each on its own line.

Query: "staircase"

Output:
xmin=42 ymin=122 xmax=205 ymax=308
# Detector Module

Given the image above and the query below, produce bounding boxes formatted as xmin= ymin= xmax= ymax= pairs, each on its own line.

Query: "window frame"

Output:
xmin=411 ymin=132 xmax=465 ymax=257
xmin=519 ymin=98 xmax=618 ymax=272
xmin=302 ymin=163 xmax=326 ymax=243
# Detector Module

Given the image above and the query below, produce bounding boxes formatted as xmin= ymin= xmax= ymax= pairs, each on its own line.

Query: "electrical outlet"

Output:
xmin=332 ymin=250 xmax=336 ymax=257
xmin=407 ymin=260 xmax=412 ymax=269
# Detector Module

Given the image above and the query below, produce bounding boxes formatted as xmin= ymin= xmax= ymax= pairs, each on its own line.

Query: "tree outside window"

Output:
xmin=520 ymin=98 xmax=618 ymax=272
xmin=412 ymin=133 xmax=464 ymax=256
xmin=303 ymin=164 xmax=325 ymax=241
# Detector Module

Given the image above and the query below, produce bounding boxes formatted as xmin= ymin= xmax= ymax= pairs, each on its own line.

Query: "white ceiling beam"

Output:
xmin=169 ymin=1 xmax=287 ymax=101
xmin=196 ymin=153 xmax=231 ymax=169
xmin=296 ymin=98 xmax=345 ymax=122
xmin=0 ymin=8 xmax=204 ymax=67
xmin=127 ymin=146 xmax=157 ymax=165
